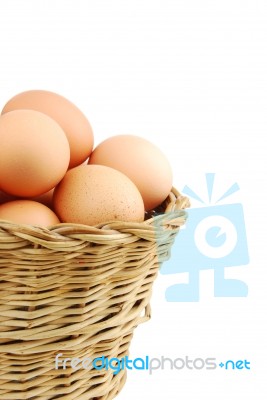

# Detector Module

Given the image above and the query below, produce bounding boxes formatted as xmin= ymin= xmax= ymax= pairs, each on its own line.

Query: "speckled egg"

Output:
xmin=89 ymin=134 xmax=173 ymax=211
xmin=53 ymin=164 xmax=145 ymax=225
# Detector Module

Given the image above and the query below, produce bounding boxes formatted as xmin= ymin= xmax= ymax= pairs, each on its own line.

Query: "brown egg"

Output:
xmin=89 ymin=134 xmax=173 ymax=210
xmin=0 ymin=110 xmax=70 ymax=197
xmin=53 ymin=164 xmax=145 ymax=226
xmin=2 ymin=90 xmax=94 ymax=168
xmin=0 ymin=200 xmax=60 ymax=227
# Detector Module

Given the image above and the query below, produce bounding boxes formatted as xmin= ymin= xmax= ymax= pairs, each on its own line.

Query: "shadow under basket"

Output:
xmin=0 ymin=187 xmax=189 ymax=400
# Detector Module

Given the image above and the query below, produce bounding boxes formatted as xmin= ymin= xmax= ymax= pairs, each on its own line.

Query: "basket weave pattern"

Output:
xmin=0 ymin=188 xmax=189 ymax=400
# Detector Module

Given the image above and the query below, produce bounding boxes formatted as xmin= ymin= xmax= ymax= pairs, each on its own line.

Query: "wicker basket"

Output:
xmin=0 ymin=187 xmax=189 ymax=400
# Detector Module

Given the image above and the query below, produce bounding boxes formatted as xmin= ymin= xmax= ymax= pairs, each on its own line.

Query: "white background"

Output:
xmin=0 ymin=1 xmax=266 ymax=399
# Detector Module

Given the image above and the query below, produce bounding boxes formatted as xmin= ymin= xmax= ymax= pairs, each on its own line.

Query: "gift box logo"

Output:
xmin=160 ymin=173 xmax=249 ymax=302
